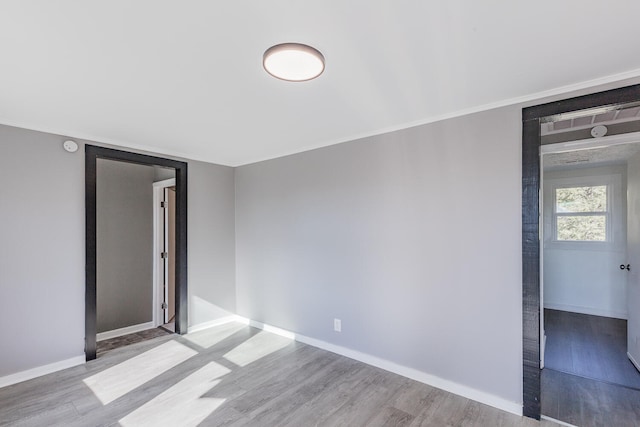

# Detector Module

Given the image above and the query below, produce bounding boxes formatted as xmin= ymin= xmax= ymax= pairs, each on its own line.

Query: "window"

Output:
xmin=543 ymin=171 xmax=622 ymax=250
xmin=554 ymin=185 xmax=608 ymax=242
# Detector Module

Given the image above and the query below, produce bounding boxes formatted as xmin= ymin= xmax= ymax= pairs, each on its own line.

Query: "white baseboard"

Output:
xmin=0 ymin=355 xmax=85 ymax=389
xmin=97 ymin=321 xmax=155 ymax=342
xmin=187 ymin=315 xmax=246 ymax=334
xmin=236 ymin=317 xmax=522 ymax=417
xmin=544 ymin=302 xmax=627 ymax=320
xmin=541 ymin=415 xmax=578 ymax=427
xmin=628 ymin=352 xmax=640 ymax=372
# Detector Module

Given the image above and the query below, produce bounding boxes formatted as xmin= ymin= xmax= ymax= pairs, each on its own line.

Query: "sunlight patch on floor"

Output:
xmin=223 ymin=331 xmax=292 ymax=367
xmin=83 ymin=340 xmax=197 ymax=405
xmin=184 ymin=321 xmax=246 ymax=349
xmin=119 ymin=361 xmax=230 ymax=427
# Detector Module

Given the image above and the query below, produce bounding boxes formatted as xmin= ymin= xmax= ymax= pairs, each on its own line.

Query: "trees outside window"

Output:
xmin=554 ymin=185 xmax=607 ymax=241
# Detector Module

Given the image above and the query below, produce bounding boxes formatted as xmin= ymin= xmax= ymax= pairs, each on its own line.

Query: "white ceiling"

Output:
xmin=2 ymin=1 xmax=640 ymax=166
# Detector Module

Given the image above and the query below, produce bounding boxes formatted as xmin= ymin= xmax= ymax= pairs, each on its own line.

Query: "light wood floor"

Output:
xmin=0 ymin=322 xmax=560 ymax=427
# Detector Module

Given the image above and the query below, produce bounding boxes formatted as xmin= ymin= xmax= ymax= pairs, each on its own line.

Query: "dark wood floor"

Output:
xmin=544 ymin=309 xmax=640 ymax=388
xmin=97 ymin=327 xmax=172 ymax=356
xmin=0 ymin=322 xmax=561 ymax=427
xmin=542 ymin=309 xmax=640 ymax=426
xmin=542 ymin=369 xmax=640 ymax=427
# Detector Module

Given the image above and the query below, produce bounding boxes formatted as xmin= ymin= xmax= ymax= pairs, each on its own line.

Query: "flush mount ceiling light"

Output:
xmin=263 ymin=43 xmax=325 ymax=82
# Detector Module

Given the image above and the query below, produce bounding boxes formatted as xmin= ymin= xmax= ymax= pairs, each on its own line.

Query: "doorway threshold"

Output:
xmin=97 ymin=327 xmax=173 ymax=356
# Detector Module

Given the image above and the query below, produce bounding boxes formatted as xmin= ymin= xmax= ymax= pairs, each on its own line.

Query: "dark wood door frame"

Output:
xmin=522 ymin=83 xmax=640 ymax=418
xmin=85 ymin=145 xmax=188 ymax=361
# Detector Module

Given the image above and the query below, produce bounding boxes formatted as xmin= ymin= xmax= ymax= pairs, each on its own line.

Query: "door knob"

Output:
xmin=620 ymin=264 xmax=631 ymax=271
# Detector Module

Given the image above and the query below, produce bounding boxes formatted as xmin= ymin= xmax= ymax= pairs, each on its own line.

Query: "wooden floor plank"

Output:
xmin=0 ymin=322 xmax=562 ymax=427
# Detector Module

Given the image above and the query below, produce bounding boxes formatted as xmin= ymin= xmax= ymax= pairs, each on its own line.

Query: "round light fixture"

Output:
xmin=263 ymin=43 xmax=325 ymax=82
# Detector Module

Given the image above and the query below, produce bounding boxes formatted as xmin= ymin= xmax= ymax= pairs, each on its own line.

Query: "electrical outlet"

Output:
xmin=334 ymin=318 xmax=342 ymax=332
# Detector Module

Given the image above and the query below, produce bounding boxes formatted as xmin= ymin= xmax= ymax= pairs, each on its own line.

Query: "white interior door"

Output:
xmin=152 ymin=178 xmax=175 ymax=328
xmin=167 ymin=187 xmax=176 ymax=324
xmin=163 ymin=188 xmax=169 ymax=324
xmin=626 ymin=152 xmax=640 ymax=370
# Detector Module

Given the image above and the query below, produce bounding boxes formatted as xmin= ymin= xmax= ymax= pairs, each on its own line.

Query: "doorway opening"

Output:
xmin=522 ymin=84 xmax=640 ymax=420
xmin=85 ymin=145 xmax=188 ymax=361
xmin=540 ymin=129 xmax=640 ymax=425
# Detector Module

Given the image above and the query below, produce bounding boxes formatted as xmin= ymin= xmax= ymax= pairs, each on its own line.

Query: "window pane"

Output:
xmin=556 ymin=186 xmax=607 ymax=213
xmin=557 ymin=215 xmax=606 ymax=241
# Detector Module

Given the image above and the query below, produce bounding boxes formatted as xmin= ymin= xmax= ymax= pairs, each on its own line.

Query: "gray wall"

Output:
xmin=96 ymin=159 xmax=155 ymax=333
xmin=0 ymin=124 xmax=235 ymax=378
xmin=188 ymin=159 xmax=236 ymax=325
xmin=235 ymin=106 xmax=523 ymax=404
xmin=0 ymin=125 xmax=85 ymax=377
xmin=3 ymin=76 xmax=639 ymax=401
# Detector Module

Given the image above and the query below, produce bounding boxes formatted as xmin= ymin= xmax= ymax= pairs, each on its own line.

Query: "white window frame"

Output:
xmin=544 ymin=173 xmax=622 ymax=251
xmin=552 ymin=183 xmax=610 ymax=243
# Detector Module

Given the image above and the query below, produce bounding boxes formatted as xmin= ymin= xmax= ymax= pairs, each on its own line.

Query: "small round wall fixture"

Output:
xmin=63 ymin=139 xmax=79 ymax=153
xmin=591 ymin=125 xmax=608 ymax=138
xmin=263 ymin=43 xmax=325 ymax=82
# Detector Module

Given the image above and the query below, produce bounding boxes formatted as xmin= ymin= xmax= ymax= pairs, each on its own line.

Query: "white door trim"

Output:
xmin=153 ymin=178 xmax=176 ymax=327
xmin=539 ymin=157 xmax=545 ymax=368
